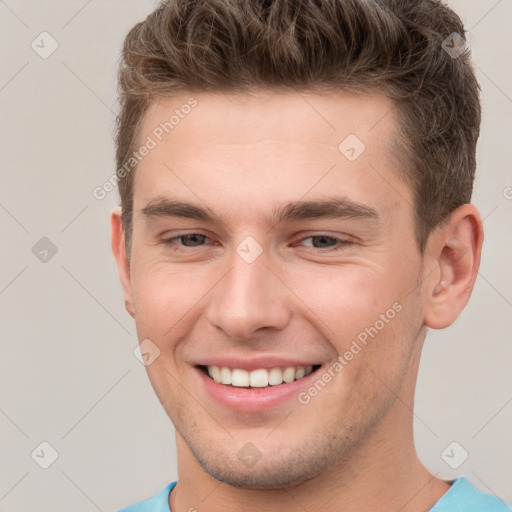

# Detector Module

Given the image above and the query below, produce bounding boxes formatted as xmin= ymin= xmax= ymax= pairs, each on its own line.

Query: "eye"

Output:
xmin=160 ymin=233 xmax=351 ymax=252
xmin=295 ymin=234 xmax=350 ymax=251
xmin=162 ymin=233 xmax=210 ymax=248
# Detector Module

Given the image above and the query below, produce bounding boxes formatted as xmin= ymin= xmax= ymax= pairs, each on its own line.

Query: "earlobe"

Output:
xmin=110 ymin=207 xmax=135 ymax=318
xmin=423 ymin=204 xmax=483 ymax=330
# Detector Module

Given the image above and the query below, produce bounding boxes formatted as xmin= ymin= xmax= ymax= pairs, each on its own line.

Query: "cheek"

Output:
xmin=291 ymin=265 xmax=400 ymax=335
xmin=129 ymin=258 xmax=217 ymax=340
xmin=290 ymin=262 xmax=422 ymax=374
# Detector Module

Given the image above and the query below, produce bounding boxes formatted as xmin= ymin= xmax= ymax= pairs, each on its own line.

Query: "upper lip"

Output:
xmin=193 ymin=356 xmax=323 ymax=372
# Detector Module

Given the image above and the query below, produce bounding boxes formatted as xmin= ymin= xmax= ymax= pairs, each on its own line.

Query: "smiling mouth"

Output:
xmin=198 ymin=364 xmax=322 ymax=388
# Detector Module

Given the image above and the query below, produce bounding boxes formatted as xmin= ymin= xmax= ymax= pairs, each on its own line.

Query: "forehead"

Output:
xmin=133 ymin=90 xmax=411 ymax=225
xmin=142 ymin=89 xmax=397 ymax=151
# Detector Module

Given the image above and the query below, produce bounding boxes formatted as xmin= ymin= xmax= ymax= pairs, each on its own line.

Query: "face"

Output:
xmin=118 ymin=90 xmax=429 ymax=488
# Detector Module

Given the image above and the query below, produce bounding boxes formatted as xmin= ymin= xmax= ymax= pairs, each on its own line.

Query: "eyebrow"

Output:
xmin=140 ymin=196 xmax=379 ymax=226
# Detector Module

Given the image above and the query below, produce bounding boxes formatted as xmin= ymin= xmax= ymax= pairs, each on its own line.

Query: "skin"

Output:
xmin=111 ymin=90 xmax=483 ymax=512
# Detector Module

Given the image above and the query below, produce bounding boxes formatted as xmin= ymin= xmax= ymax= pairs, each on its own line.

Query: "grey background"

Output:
xmin=0 ymin=1 xmax=511 ymax=510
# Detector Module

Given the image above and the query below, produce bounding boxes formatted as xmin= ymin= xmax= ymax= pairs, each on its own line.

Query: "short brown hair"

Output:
xmin=115 ymin=0 xmax=481 ymax=254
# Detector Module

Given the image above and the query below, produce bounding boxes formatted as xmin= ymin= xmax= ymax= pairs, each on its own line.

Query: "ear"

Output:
xmin=111 ymin=207 xmax=135 ymax=318
xmin=423 ymin=204 xmax=484 ymax=329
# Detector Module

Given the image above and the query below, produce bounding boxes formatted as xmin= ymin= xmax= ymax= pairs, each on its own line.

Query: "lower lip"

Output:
xmin=194 ymin=366 xmax=321 ymax=412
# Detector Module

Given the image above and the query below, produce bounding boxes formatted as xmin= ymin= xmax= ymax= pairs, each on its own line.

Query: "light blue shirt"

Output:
xmin=118 ymin=481 xmax=176 ymax=512
xmin=117 ymin=477 xmax=510 ymax=511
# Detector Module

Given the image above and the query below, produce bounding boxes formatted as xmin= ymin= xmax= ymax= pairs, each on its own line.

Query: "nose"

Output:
xmin=205 ymin=243 xmax=292 ymax=341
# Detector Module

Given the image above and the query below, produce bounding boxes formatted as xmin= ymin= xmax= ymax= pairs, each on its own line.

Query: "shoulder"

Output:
xmin=430 ymin=477 xmax=511 ymax=511
xmin=117 ymin=481 xmax=177 ymax=512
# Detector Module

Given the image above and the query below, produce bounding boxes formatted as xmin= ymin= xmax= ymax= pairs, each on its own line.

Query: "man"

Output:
xmin=111 ymin=0 xmax=508 ymax=510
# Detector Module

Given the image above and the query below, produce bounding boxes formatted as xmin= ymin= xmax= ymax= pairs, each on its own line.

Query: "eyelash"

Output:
xmin=161 ymin=233 xmax=351 ymax=252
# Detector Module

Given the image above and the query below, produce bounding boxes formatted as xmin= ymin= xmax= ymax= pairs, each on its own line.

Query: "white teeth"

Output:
xmin=220 ymin=367 xmax=231 ymax=385
xmin=268 ymin=367 xmax=283 ymax=385
xmin=211 ymin=366 xmax=222 ymax=383
xmin=231 ymin=369 xmax=249 ymax=387
xmin=249 ymin=369 xmax=269 ymax=388
xmin=205 ymin=365 xmax=315 ymax=387
xmin=282 ymin=367 xmax=296 ymax=383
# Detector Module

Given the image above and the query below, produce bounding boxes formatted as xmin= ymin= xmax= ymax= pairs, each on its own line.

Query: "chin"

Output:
xmin=183 ymin=429 xmax=352 ymax=490
xmin=199 ymin=456 xmax=323 ymax=490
